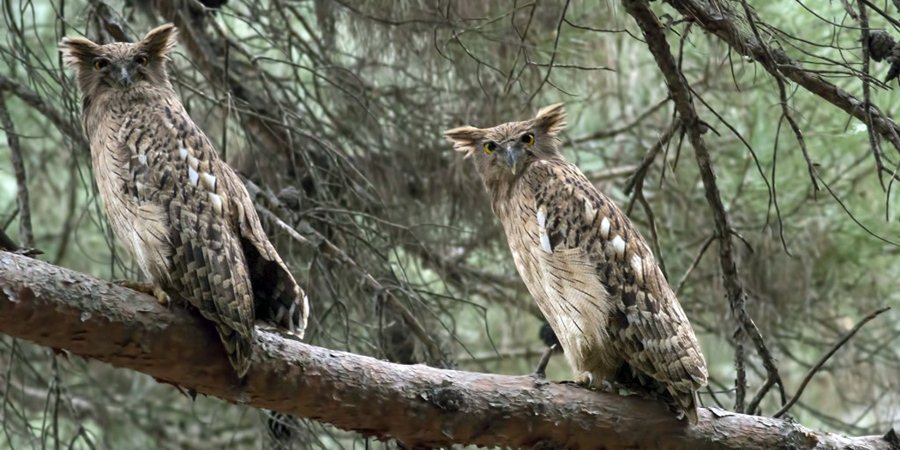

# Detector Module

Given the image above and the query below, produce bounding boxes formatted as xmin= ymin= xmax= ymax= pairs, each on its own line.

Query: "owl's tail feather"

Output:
xmin=677 ymin=391 xmax=700 ymax=425
xmin=241 ymin=236 xmax=309 ymax=339
xmin=216 ymin=323 xmax=253 ymax=378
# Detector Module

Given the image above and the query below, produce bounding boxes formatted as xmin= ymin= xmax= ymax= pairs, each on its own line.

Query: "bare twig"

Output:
xmin=0 ymin=93 xmax=33 ymax=248
xmin=572 ymin=98 xmax=670 ymax=144
xmin=527 ymin=0 xmax=570 ymax=104
xmin=0 ymin=75 xmax=87 ymax=150
xmin=665 ymin=0 xmax=900 ymax=159
xmin=773 ymin=306 xmax=891 ymax=418
xmin=856 ymin=0 xmax=888 ymax=191
xmin=624 ymin=0 xmax=784 ymax=413
xmin=674 ymin=234 xmax=716 ymax=296
xmin=737 ymin=0 xmax=819 ymax=192
xmin=623 ymin=117 xmax=682 ymax=196
xmin=733 ymin=332 xmax=748 ymax=412
xmin=584 ymin=164 xmax=640 ymax=182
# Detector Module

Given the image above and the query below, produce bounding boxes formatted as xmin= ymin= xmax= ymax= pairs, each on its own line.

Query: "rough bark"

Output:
xmin=0 ymin=252 xmax=895 ymax=449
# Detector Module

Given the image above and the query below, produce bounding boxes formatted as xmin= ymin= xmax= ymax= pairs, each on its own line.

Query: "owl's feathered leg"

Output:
xmin=569 ymin=372 xmax=637 ymax=396
xmin=115 ymin=279 xmax=171 ymax=306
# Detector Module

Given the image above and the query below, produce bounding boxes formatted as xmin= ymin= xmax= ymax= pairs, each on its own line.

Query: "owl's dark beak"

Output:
xmin=502 ymin=143 xmax=526 ymax=176
xmin=115 ymin=65 xmax=134 ymax=87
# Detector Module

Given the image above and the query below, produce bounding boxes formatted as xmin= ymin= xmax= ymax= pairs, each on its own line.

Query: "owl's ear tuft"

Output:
xmin=444 ymin=126 xmax=484 ymax=158
xmin=139 ymin=23 xmax=178 ymax=60
xmin=533 ymin=103 xmax=566 ymax=137
xmin=59 ymin=37 xmax=100 ymax=67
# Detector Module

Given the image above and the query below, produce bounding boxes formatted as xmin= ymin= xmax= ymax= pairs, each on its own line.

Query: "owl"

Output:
xmin=446 ymin=104 xmax=708 ymax=423
xmin=60 ymin=24 xmax=309 ymax=377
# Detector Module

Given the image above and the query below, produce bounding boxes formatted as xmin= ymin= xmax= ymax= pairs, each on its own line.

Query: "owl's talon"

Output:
xmin=574 ymin=371 xmax=594 ymax=388
xmin=154 ymin=288 xmax=171 ymax=307
xmin=114 ymin=279 xmax=169 ymax=306
xmin=599 ymin=379 xmax=616 ymax=393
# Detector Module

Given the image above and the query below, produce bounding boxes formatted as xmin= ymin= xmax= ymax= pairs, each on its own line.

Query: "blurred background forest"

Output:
xmin=0 ymin=0 xmax=898 ymax=448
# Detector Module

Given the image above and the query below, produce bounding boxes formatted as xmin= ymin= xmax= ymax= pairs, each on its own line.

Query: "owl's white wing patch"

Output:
xmin=200 ymin=172 xmax=217 ymax=191
xmin=611 ymin=234 xmax=626 ymax=258
xmin=188 ymin=166 xmax=200 ymax=186
xmin=536 ymin=206 xmax=552 ymax=254
xmin=600 ymin=216 xmax=611 ymax=239
xmin=530 ymin=210 xmax=618 ymax=378
xmin=630 ymin=254 xmax=645 ymax=285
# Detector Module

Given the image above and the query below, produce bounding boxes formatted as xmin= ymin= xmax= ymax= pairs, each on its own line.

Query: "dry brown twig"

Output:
xmin=624 ymin=0 xmax=785 ymax=413
xmin=0 ymin=92 xmax=34 ymax=250
xmin=773 ymin=306 xmax=892 ymax=419
xmin=665 ymin=0 xmax=900 ymax=179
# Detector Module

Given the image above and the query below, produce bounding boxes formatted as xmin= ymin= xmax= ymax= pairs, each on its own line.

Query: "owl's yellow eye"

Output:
xmin=483 ymin=141 xmax=498 ymax=154
xmin=93 ymin=58 xmax=109 ymax=70
xmin=135 ymin=55 xmax=149 ymax=66
xmin=521 ymin=133 xmax=535 ymax=146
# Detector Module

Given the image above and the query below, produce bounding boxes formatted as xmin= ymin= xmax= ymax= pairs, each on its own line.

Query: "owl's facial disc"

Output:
xmin=97 ymin=55 xmax=148 ymax=88
xmin=502 ymin=142 xmax=526 ymax=175
xmin=500 ymin=131 xmax=536 ymax=175
xmin=114 ymin=64 xmax=134 ymax=87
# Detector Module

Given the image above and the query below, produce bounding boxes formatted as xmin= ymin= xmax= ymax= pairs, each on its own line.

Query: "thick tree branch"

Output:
xmin=0 ymin=252 xmax=895 ymax=449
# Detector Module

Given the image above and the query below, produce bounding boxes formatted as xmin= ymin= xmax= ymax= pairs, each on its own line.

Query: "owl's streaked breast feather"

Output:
xmin=517 ymin=159 xmax=707 ymax=410
xmin=63 ymin=26 xmax=308 ymax=377
xmin=446 ymin=103 xmax=706 ymax=422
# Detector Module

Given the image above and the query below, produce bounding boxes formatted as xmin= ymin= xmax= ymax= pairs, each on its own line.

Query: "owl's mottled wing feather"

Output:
xmin=218 ymin=166 xmax=308 ymax=336
xmin=123 ymin=100 xmax=256 ymax=376
xmin=531 ymin=160 xmax=707 ymax=417
xmin=169 ymin=203 xmax=255 ymax=375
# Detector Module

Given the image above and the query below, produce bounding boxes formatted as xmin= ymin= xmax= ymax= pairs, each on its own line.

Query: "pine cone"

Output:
xmin=868 ymin=30 xmax=895 ymax=62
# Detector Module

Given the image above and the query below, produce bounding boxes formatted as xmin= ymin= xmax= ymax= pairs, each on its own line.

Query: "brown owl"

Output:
xmin=446 ymin=104 xmax=708 ymax=423
xmin=60 ymin=24 xmax=309 ymax=377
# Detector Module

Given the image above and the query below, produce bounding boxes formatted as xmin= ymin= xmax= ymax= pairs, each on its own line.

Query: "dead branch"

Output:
xmin=623 ymin=0 xmax=785 ymax=414
xmin=572 ymin=97 xmax=670 ymax=144
xmin=666 ymin=0 xmax=900 ymax=161
xmin=0 ymin=251 xmax=895 ymax=449
xmin=0 ymin=92 xmax=33 ymax=248
xmin=0 ymin=74 xmax=87 ymax=151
